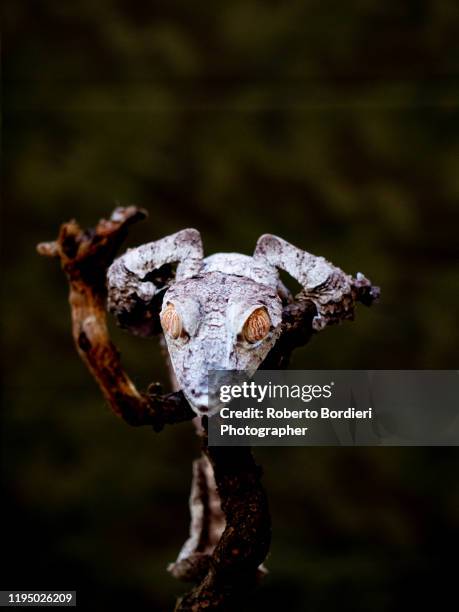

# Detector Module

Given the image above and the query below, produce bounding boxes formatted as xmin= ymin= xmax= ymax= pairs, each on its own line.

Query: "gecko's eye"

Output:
xmin=161 ymin=303 xmax=184 ymax=339
xmin=242 ymin=307 xmax=271 ymax=343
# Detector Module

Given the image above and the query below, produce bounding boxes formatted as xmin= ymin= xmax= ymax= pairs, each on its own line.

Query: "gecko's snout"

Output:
xmin=188 ymin=389 xmax=209 ymax=414
xmin=186 ymin=387 xmax=224 ymax=416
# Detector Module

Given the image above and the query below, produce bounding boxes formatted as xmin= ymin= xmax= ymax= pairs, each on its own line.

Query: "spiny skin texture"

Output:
xmin=107 ymin=231 xmax=378 ymax=415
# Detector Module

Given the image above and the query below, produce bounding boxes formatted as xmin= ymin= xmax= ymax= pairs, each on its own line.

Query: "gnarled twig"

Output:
xmin=37 ymin=207 xmax=195 ymax=431
xmin=174 ymin=444 xmax=270 ymax=611
xmin=38 ymin=207 xmax=378 ymax=611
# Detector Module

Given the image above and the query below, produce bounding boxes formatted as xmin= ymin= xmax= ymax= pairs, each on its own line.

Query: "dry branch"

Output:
xmin=37 ymin=207 xmax=194 ymax=430
xmin=38 ymin=207 xmax=378 ymax=611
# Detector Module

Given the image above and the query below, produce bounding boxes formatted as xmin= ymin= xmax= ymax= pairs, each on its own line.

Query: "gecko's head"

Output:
xmin=160 ymin=272 xmax=282 ymax=415
xmin=107 ymin=227 xmax=379 ymax=418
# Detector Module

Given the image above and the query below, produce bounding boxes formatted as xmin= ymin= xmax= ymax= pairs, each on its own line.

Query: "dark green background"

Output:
xmin=2 ymin=1 xmax=459 ymax=610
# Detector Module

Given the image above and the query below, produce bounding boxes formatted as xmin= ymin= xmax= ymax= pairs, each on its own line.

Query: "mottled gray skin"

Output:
xmin=107 ymin=229 xmax=373 ymax=415
xmin=161 ymin=265 xmax=283 ymax=414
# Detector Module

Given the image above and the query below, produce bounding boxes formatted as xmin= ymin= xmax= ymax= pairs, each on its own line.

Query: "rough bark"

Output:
xmin=174 ymin=443 xmax=270 ymax=611
xmin=37 ymin=207 xmax=195 ymax=431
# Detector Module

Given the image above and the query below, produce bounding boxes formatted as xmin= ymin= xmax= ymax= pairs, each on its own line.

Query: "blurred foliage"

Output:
xmin=2 ymin=1 xmax=459 ymax=610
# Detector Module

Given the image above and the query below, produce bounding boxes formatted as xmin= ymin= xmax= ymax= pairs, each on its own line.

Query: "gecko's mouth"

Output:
xmin=187 ymin=390 xmax=224 ymax=417
xmin=185 ymin=369 xmax=252 ymax=417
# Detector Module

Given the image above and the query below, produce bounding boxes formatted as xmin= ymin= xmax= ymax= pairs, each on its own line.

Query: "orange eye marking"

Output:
xmin=161 ymin=304 xmax=183 ymax=339
xmin=243 ymin=307 xmax=271 ymax=343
